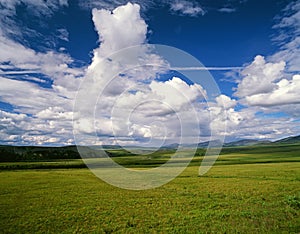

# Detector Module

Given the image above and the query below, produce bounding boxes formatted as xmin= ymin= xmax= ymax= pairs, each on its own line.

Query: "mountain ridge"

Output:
xmin=162 ymin=135 xmax=300 ymax=149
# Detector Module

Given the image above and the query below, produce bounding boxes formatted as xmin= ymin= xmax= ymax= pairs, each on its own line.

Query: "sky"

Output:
xmin=0 ymin=0 xmax=300 ymax=146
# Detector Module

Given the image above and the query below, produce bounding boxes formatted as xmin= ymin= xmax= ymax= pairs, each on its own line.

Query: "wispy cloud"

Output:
xmin=170 ymin=0 xmax=205 ymax=17
xmin=56 ymin=28 xmax=69 ymax=42
xmin=0 ymin=70 xmax=40 ymax=75
xmin=218 ymin=7 xmax=236 ymax=13
xmin=271 ymin=0 xmax=300 ymax=73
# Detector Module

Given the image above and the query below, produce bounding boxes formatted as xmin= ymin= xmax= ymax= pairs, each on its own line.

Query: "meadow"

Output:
xmin=0 ymin=144 xmax=299 ymax=233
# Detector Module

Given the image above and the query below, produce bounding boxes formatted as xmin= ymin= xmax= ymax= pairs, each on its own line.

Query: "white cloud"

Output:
xmin=78 ymin=0 xmax=147 ymax=11
xmin=0 ymin=33 xmax=82 ymax=81
xmin=216 ymin=94 xmax=237 ymax=109
xmin=273 ymin=1 xmax=300 ymax=35
xmin=271 ymin=0 xmax=300 ymax=73
xmin=0 ymin=110 xmax=28 ymax=125
xmin=207 ymin=101 xmax=300 ymax=141
xmin=92 ymin=2 xmax=147 ymax=57
xmin=0 ymin=1 xmax=214 ymax=146
xmin=2 ymin=1 xmax=299 ymax=146
xmin=149 ymin=77 xmax=207 ymax=110
xmin=270 ymin=37 xmax=300 ymax=73
xmin=76 ymin=73 xmax=209 ymax=146
xmin=235 ymin=55 xmax=286 ymax=97
xmin=36 ymin=106 xmax=73 ymax=120
xmin=233 ymin=0 xmax=300 ymax=128
xmin=228 ymin=115 xmax=298 ymax=140
xmin=244 ymin=75 xmax=300 ymax=106
xmin=0 ymin=75 xmax=76 ymax=145
xmin=234 ymin=53 xmax=300 ymax=129
xmin=225 ymin=1 xmax=300 ymax=142
xmin=0 ymin=0 xmax=81 ymax=146
xmin=73 ymin=3 xmax=174 ymax=146
xmin=0 ymin=76 xmax=75 ymax=114
xmin=170 ymin=0 xmax=205 ymax=17
xmin=230 ymin=1 xmax=300 ymax=140
xmin=0 ymin=108 xmax=74 ymax=145
xmin=0 ymin=0 xmax=83 ymax=144
xmin=73 ymin=2 xmax=214 ymax=146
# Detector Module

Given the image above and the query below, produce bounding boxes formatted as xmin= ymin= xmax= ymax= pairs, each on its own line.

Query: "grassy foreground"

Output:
xmin=0 ymin=161 xmax=299 ymax=233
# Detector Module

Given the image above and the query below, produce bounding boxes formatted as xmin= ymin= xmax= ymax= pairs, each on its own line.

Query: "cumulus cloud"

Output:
xmin=92 ymin=3 xmax=147 ymax=57
xmin=102 ymin=77 xmax=208 ymax=144
xmin=244 ymin=75 xmax=300 ymax=106
xmin=235 ymin=55 xmax=286 ymax=97
xmin=225 ymin=0 xmax=300 ymax=141
xmin=216 ymin=94 xmax=237 ymax=109
xmin=235 ymin=54 xmax=300 ymax=108
xmin=73 ymin=3 xmax=220 ymax=146
xmin=36 ymin=106 xmax=73 ymax=120
xmin=226 ymin=112 xmax=298 ymax=140
xmin=235 ymin=0 xmax=300 ymax=108
xmin=0 ymin=108 xmax=74 ymax=145
xmin=0 ymin=75 xmax=75 ymax=145
xmin=0 ymin=0 xmax=84 ymax=145
xmin=149 ymin=77 xmax=207 ymax=110
xmin=2 ymin=0 xmax=299 ymax=146
xmin=234 ymin=53 xmax=300 ymax=131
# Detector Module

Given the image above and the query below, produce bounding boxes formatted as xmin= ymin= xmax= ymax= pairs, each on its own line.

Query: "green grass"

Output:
xmin=1 ymin=144 xmax=299 ymax=170
xmin=0 ymin=159 xmax=86 ymax=170
xmin=0 ymin=145 xmax=299 ymax=233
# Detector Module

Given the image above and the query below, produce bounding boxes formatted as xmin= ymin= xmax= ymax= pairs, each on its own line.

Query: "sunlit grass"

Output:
xmin=0 ymin=144 xmax=299 ymax=232
xmin=0 ymin=161 xmax=299 ymax=233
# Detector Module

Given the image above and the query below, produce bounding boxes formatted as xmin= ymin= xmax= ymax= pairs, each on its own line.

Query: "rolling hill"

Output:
xmin=0 ymin=135 xmax=299 ymax=162
xmin=223 ymin=139 xmax=271 ymax=147
xmin=274 ymin=135 xmax=300 ymax=144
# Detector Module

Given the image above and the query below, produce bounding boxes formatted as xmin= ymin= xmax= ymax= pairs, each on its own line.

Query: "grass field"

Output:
xmin=0 ymin=145 xmax=299 ymax=233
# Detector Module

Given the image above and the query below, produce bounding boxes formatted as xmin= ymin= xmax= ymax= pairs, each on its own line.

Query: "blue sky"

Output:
xmin=0 ymin=0 xmax=299 ymax=146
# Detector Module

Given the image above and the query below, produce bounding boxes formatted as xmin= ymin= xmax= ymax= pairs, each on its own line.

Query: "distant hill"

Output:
xmin=224 ymin=139 xmax=271 ymax=147
xmin=160 ymin=143 xmax=180 ymax=149
xmin=1 ymin=135 xmax=299 ymax=162
xmin=197 ymin=140 xmax=223 ymax=148
xmin=162 ymin=136 xmax=300 ymax=149
xmin=0 ymin=145 xmax=80 ymax=162
xmin=101 ymin=145 xmax=123 ymax=149
xmin=274 ymin=135 xmax=300 ymax=144
xmin=162 ymin=140 xmax=223 ymax=149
